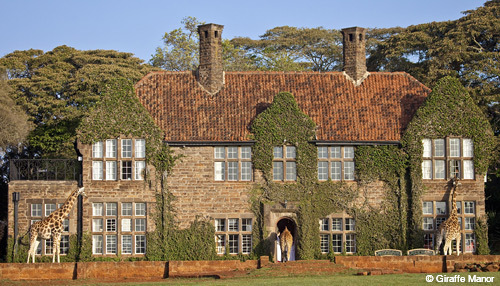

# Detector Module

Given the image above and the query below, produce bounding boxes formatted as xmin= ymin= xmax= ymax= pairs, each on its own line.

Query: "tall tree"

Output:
xmin=0 ymin=46 xmax=156 ymax=157
xmin=0 ymin=68 xmax=32 ymax=151
xmin=369 ymin=0 xmax=500 ymax=132
xmin=151 ymin=17 xmax=257 ymax=72
xmin=150 ymin=16 xmax=204 ymax=71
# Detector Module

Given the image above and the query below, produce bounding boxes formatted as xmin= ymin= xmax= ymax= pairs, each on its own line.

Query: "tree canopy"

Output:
xmin=0 ymin=46 xmax=156 ymax=157
xmin=369 ymin=0 xmax=500 ymax=132
xmin=0 ymin=69 xmax=32 ymax=151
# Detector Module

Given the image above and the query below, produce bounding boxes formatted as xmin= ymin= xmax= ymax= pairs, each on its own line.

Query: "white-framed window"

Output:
xmin=464 ymin=202 xmax=474 ymax=215
xmin=319 ymin=215 xmax=355 ymax=254
xmin=215 ymin=219 xmax=225 ymax=232
xmin=106 ymin=218 xmax=116 ymax=232
xmin=423 ymin=217 xmax=434 ymax=230
xmin=122 ymin=235 xmax=132 ymax=254
xmin=135 ymin=235 xmax=146 ymax=254
xmin=93 ymin=203 xmax=103 ymax=216
xmin=31 ymin=204 xmax=42 ymax=217
xmin=242 ymin=218 xmax=252 ymax=232
xmin=135 ymin=218 xmax=146 ymax=232
xmin=332 ymin=234 xmax=342 ymax=253
xmin=93 ymin=219 xmax=103 ymax=232
xmin=135 ymin=161 xmax=145 ymax=180
xmin=465 ymin=233 xmax=476 ymax=253
xmin=423 ymin=200 xmax=477 ymax=253
xmin=106 ymin=203 xmax=117 ymax=216
xmin=317 ymin=146 xmax=355 ymax=181
xmin=273 ymin=146 xmax=296 ymax=181
xmin=94 ymin=201 xmax=147 ymax=256
xmin=135 ymin=139 xmax=146 ymax=158
xmin=242 ymin=234 xmax=252 ymax=254
xmin=92 ymin=141 xmax=103 ymax=158
xmin=135 ymin=203 xmax=146 ymax=216
xmin=121 ymin=161 xmax=132 ymax=180
xmin=121 ymin=139 xmax=132 ymax=158
xmin=422 ymin=138 xmax=474 ymax=180
xmin=92 ymin=138 xmax=146 ymax=181
xmin=106 ymin=235 xmax=117 ymax=254
xmin=45 ymin=204 xmax=56 ymax=216
xmin=228 ymin=234 xmax=239 ymax=254
xmin=320 ymin=234 xmax=329 ymax=253
xmin=92 ymin=235 xmax=103 ymax=254
xmin=422 ymin=201 xmax=433 ymax=215
xmin=214 ymin=146 xmax=252 ymax=181
xmin=122 ymin=203 xmax=132 ymax=216
xmin=105 ymin=161 xmax=116 ymax=180
xmin=106 ymin=139 xmax=117 ymax=158
xmin=332 ymin=218 xmax=342 ymax=231
xmin=92 ymin=161 xmax=103 ymax=180
xmin=345 ymin=234 xmax=356 ymax=253
xmin=216 ymin=234 xmax=225 ymax=254
xmin=345 ymin=218 xmax=355 ymax=231
xmin=228 ymin=218 xmax=239 ymax=231
xmin=320 ymin=218 xmax=329 ymax=231
xmin=121 ymin=218 xmax=132 ymax=232
xmin=214 ymin=217 xmax=252 ymax=255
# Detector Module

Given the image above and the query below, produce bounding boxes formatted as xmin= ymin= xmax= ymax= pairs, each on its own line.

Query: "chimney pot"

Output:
xmin=197 ymin=24 xmax=224 ymax=94
xmin=341 ymin=27 xmax=368 ymax=84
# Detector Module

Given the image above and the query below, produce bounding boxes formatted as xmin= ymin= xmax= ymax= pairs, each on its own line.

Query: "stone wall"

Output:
xmin=8 ymin=181 xmax=79 ymax=236
xmin=167 ymin=146 xmax=257 ymax=228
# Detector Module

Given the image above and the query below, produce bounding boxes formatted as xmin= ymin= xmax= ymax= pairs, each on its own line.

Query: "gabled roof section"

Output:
xmin=134 ymin=71 xmax=430 ymax=143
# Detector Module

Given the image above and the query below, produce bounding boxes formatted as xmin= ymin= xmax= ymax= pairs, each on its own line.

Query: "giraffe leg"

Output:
xmin=53 ymin=233 xmax=61 ymax=263
xmin=435 ymin=230 xmax=443 ymax=254
xmin=443 ymin=239 xmax=451 ymax=256
xmin=27 ymin=234 xmax=38 ymax=263
xmin=32 ymin=239 xmax=40 ymax=263
xmin=456 ymin=235 xmax=462 ymax=256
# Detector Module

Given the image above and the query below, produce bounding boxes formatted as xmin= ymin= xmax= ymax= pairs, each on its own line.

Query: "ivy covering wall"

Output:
xmin=79 ymin=78 xmax=214 ymax=261
xmin=249 ymin=76 xmax=495 ymax=258
xmin=402 ymin=76 xmax=496 ymax=250
xmin=15 ymin=76 xmax=493 ymax=261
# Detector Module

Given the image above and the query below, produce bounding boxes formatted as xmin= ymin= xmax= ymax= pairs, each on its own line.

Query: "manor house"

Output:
xmin=8 ymin=24 xmax=487 ymax=260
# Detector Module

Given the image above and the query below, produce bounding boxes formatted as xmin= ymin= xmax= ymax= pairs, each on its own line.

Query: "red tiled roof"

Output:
xmin=134 ymin=71 xmax=430 ymax=143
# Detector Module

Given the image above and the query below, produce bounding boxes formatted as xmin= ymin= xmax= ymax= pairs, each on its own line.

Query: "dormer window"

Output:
xmin=422 ymin=138 xmax=474 ymax=180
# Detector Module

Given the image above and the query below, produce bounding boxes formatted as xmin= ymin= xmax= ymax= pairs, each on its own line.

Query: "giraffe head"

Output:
xmin=77 ymin=187 xmax=86 ymax=197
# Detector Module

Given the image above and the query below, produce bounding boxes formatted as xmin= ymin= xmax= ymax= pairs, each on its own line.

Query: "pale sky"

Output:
xmin=0 ymin=0 xmax=487 ymax=62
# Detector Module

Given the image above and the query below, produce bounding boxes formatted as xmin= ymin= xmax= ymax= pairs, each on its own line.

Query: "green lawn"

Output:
xmin=4 ymin=271 xmax=498 ymax=286
xmin=136 ymin=272 xmax=499 ymax=286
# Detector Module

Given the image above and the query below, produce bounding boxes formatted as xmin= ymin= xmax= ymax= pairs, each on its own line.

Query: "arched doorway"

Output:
xmin=276 ymin=217 xmax=297 ymax=261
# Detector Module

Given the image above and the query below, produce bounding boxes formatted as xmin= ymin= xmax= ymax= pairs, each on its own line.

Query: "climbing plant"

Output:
xmin=249 ymin=77 xmax=495 ymax=258
xmin=402 ymin=76 xmax=496 ymax=249
xmin=78 ymin=78 xmax=220 ymax=261
xmin=250 ymin=92 xmax=359 ymax=259
xmin=354 ymin=145 xmax=409 ymax=254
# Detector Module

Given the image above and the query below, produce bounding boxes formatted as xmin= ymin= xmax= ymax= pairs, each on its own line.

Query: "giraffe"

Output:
xmin=280 ymin=226 xmax=293 ymax=262
xmin=24 ymin=187 xmax=85 ymax=263
xmin=435 ymin=177 xmax=461 ymax=255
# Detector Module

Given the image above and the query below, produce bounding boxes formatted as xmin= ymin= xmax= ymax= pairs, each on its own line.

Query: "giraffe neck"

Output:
xmin=58 ymin=189 xmax=79 ymax=218
xmin=450 ymin=185 xmax=458 ymax=218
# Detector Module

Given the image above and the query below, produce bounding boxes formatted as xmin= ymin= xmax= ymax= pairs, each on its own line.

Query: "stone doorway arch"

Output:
xmin=276 ymin=217 xmax=297 ymax=261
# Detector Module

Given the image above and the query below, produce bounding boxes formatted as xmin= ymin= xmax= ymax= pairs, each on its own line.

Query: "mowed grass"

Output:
xmin=3 ymin=271 xmax=500 ymax=286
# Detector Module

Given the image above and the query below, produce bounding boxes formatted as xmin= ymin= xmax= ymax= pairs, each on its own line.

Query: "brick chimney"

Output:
xmin=341 ymin=27 xmax=368 ymax=85
xmin=197 ymin=24 xmax=224 ymax=94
